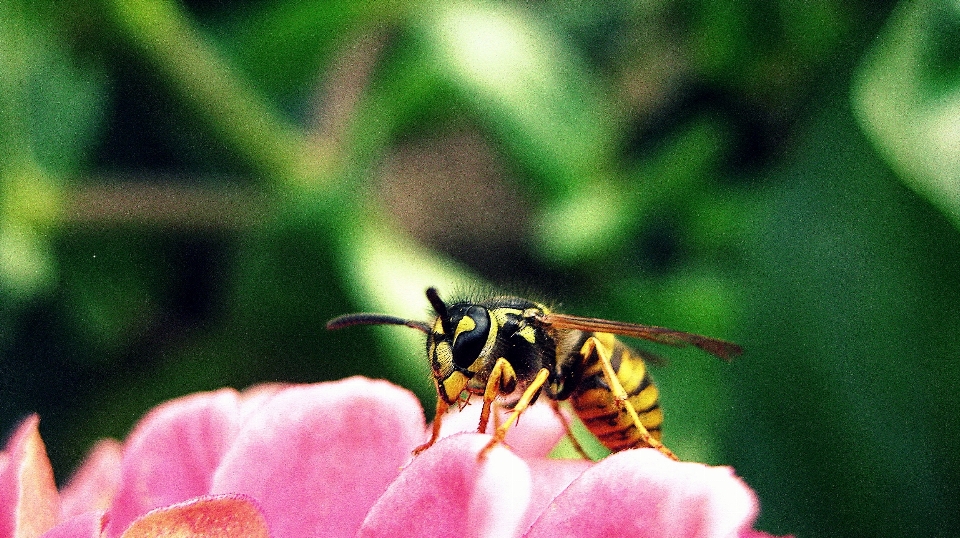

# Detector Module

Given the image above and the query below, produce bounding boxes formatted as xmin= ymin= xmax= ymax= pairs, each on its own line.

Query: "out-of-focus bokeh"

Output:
xmin=2 ymin=0 xmax=958 ymax=535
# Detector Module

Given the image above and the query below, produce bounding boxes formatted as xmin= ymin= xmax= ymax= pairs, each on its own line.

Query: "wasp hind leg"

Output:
xmin=581 ymin=336 xmax=678 ymax=461
xmin=478 ymin=368 xmax=550 ymax=460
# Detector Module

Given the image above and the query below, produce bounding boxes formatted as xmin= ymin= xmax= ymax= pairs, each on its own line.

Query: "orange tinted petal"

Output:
xmin=119 ymin=495 xmax=269 ymax=538
xmin=0 ymin=415 xmax=59 ymax=538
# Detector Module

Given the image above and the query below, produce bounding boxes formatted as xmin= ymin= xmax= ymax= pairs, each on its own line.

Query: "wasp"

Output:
xmin=326 ymin=287 xmax=741 ymax=460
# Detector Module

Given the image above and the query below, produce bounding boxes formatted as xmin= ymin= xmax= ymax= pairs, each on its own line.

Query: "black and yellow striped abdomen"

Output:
xmin=569 ymin=332 xmax=664 ymax=452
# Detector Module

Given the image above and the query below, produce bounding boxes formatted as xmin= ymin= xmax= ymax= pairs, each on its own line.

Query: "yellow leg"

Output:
xmin=413 ymin=398 xmax=450 ymax=455
xmin=479 ymin=368 xmax=550 ymax=460
xmin=581 ymin=337 xmax=678 ymax=461
xmin=478 ymin=357 xmax=514 ymax=434
xmin=550 ymin=400 xmax=592 ymax=460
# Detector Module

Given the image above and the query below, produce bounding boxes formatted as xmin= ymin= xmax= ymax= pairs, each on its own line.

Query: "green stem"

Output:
xmin=103 ymin=0 xmax=321 ymax=189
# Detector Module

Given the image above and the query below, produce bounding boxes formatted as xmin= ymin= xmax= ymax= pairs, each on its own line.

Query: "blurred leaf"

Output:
xmin=357 ymin=0 xmax=626 ymax=264
xmin=225 ymin=0 xmax=407 ymax=99
xmin=0 ymin=2 xmax=94 ymax=297
xmin=102 ymin=0 xmax=316 ymax=187
xmin=356 ymin=1 xmax=753 ymax=266
xmin=0 ymin=3 xmax=106 ymax=174
xmin=689 ymin=0 xmax=849 ymax=105
xmin=853 ymin=0 xmax=960 ymax=231
xmin=535 ymin=116 xmax=726 ymax=264
xmin=408 ymin=1 xmax=619 ymax=194
xmin=0 ymin=220 xmax=56 ymax=298
xmin=25 ymin=39 xmax=108 ymax=175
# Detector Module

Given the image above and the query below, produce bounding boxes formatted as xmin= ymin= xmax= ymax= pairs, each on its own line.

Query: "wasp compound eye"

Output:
xmin=451 ymin=306 xmax=491 ymax=369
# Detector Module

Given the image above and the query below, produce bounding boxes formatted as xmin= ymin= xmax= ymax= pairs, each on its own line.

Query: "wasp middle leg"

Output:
xmin=550 ymin=399 xmax=593 ymax=460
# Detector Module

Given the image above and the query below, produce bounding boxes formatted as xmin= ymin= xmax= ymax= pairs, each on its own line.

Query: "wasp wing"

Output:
xmin=535 ymin=313 xmax=742 ymax=361
xmin=629 ymin=346 xmax=670 ymax=366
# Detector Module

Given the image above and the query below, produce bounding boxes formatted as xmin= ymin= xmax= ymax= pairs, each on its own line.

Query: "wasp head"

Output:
xmin=426 ymin=288 xmax=505 ymax=403
xmin=424 ymin=288 xmax=554 ymax=406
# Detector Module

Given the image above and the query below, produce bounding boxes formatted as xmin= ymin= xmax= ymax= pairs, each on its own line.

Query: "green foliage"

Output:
xmin=2 ymin=0 xmax=959 ymax=536
xmin=854 ymin=0 xmax=960 ymax=231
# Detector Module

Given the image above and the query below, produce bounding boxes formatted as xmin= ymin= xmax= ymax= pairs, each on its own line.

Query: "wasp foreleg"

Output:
xmin=414 ymin=398 xmax=451 ymax=455
xmin=478 ymin=357 xmax=517 ymax=434
xmin=581 ymin=336 xmax=678 ymax=461
xmin=478 ymin=368 xmax=550 ymax=460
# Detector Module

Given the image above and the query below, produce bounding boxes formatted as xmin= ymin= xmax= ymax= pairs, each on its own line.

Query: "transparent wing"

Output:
xmin=535 ymin=312 xmax=742 ymax=361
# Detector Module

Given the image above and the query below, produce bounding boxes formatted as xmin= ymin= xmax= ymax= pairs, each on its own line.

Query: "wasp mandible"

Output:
xmin=326 ymin=287 xmax=741 ymax=460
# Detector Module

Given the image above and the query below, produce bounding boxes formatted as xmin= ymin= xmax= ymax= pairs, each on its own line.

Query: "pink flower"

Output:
xmin=1 ymin=377 xmax=789 ymax=537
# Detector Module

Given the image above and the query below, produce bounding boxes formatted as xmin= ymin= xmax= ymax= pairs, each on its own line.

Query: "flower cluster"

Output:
xmin=1 ymin=377 xmax=788 ymax=537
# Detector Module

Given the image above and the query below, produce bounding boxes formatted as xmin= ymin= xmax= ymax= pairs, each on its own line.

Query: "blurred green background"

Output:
xmin=2 ymin=0 xmax=959 ymax=535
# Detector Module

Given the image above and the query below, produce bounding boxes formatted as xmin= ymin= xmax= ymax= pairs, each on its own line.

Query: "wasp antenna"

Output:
xmin=425 ymin=287 xmax=452 ymax=335
xmin=326 ymin=313 xmax=430 ymax=334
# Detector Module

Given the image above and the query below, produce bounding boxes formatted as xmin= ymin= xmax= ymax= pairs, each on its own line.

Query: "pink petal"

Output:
xmin=235 ymin=384 xmax=289 ymax=422
xmin=210 ymin=377 xmax=425 ymax=538
xmin=106 ymin=389 xmax=244 ymax=536
xmin=40 ymin=512 xmax=107 ymax=538
xmin=519 ymin=458 xmax=592 ymax=534
xmin=59 ymin=440 xmax=123 ymax=519
xmin=435 ymin=399 xmax=568 ymax=458
xmin=0 ymin=415 xmax=60 ymax=538
xmin=358 ymin=433 xmax=533 ymax=538
xmin=118 ymin=494 xmax=269 ymax=538
xmin=524 ymin=449 xmax=761 ymax=538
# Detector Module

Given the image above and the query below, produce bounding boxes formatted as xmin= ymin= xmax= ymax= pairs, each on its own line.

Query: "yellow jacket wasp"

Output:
xmin=327 ymin=287 xmax=741 ymax=460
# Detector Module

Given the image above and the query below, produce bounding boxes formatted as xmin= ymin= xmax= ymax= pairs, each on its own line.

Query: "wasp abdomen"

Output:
xmin=570 ymin=334 xmax=664 ymax=452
